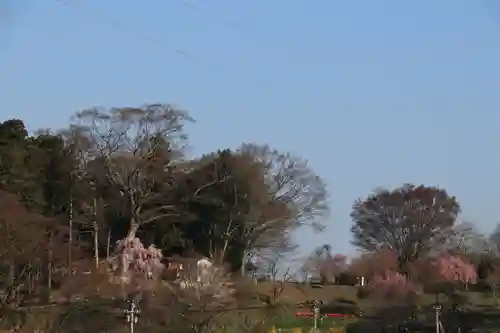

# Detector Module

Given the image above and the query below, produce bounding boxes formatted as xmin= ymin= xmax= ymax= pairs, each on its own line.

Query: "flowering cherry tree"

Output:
xmin=109 ymin=236 xmax=164 ymax=293
xmin=368 ymin=270 xmax=420 ymax=301
xmin=433 ymin=255 xmax=477 ymax=284
xmin=432 ymin=254 xmax=477 ymax=296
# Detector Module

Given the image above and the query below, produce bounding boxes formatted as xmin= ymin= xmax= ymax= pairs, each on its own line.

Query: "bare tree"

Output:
xmin=489 ymin=223 xmax=500 ymax=256
xmin=486 ymin=262 xmax=500 ymax=303
xmin=165 ymin=261 xmax=236 ymax=333
xmin=349 ymin=249 xmax=398 ymax=282
xmin=69 ymin=104 xmax=194 ymax=241
xmin=441 ymin=221 xmax=489 ymax=256
xmin=351 ymin=184 xmax=460 ymax=269
xmin=236 ymin=143 xmax=330 ymax=272
xmin=176 ymin=145 xmax=325 ymax=272
xmin=255 ymin=255 xmax=291 ymax=305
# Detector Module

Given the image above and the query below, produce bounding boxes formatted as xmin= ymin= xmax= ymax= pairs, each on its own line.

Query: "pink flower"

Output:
xmin=434 ymin=255 xmax=477 ymax=284
xmin=369 ymin=271 xmax=420 ymax=300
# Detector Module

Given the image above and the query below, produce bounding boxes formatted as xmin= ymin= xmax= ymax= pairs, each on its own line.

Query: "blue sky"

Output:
xmin=1 ymin=0 xmax=500 ymax=259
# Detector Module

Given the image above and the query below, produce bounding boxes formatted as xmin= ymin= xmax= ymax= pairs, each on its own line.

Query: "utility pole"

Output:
xmin=433 ymin=303 xmax=443 ymax=333
xmin=124 ymin=300 xmax=140 ymax=333
xmin=311 ymin=300 xmax=322 ymax=333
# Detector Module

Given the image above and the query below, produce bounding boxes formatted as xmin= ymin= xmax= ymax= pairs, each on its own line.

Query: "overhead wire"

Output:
xmin=177 ymin=0 xmax=259 ymax=44
xmin=178 ymin=0 xmax=298 ymax=61
xmin=53 ymin=0 xmax=274 ymax=92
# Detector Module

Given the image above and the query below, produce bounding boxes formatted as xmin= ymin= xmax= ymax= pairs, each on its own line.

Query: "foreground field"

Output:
xmin=2 ymin=282 xmax=500 ymax=332
xmin=253 ymin=282 xmax=500 ymax=332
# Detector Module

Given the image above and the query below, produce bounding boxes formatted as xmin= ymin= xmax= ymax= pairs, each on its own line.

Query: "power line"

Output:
xmin=54 ymin=0 xmax=274 ymax=92
xmin=178 ymin=0 xmax=293 ymax=59
xmin=178 ymin=0 xmax=256 ymax=42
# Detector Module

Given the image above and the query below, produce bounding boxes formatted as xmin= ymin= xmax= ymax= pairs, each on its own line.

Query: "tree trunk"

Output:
xmin=9 ymin=262 xmax=15 ymax=302
xmin=127 ymin=192 xmax=140 ymax=241
xmin=48 ymin=232 xmax=53 ymax=292
xmin=127 ymin=218 xmax=139 ymax=241
xmin=68 ymin=195 xmax=73 ymax=275
xmin=94 ymin=224 xmax=99 ymax=268
xmin=27 ymin=260 xmax=33 ymax=295
xmin=93 ymin=195 xmax=99 ymax=268
xmin=240 ymin=251 xmax=248 ymax=277
xmin=106 ymin=228 xmax=111 ymax=259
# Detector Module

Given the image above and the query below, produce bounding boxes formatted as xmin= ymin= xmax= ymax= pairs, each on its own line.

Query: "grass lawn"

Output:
xmin=253 ymin=282 xmax=500 ymax=332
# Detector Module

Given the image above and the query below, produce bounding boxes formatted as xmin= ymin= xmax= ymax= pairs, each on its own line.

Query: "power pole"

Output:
xmin=124 ymin=300 xmax=140 ymax=333
xmin=311 ymin=300 xmax=322 ymax=333
xmin=433 ymin=304 xmax=444 ymax=333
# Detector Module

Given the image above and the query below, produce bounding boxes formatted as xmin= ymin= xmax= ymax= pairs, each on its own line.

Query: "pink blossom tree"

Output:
xmin=434 ymin=255 xmax=477 ymax=284
xmin=109 ymin=236 xmax=165 ymax=294
xmin=366 ymin=271 xmax=422 ymax=326
xmin=432 ymin=254 xmax=477 ymax=294
xmin=368 ymin=270 xmax=421 ymax=302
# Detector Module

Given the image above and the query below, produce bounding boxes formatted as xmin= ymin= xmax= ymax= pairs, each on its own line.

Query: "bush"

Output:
xmin=337 ymin=272 xmax=357 ymax=286
xmin=470 ymin=279 xmax=492 ymax=293
xmin=323 ymin=298 xmax=360 ymax=315
xmin=356 ymin=286 xmax=371 ymax=299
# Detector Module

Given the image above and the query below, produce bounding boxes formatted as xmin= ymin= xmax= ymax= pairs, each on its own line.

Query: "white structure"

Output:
xmin=176 ymin=257 xmax=214 ymax=289
xmin=356 ymin=276 xmax=366 ymax=286
xmin=196 ymin=257 xmax=213 ymax=284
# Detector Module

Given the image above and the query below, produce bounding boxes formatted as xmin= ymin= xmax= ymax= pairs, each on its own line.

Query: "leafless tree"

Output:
xmin=254 ymin=255 xmax=291 ymax=305
xmin=164 ymin=260 xmax=236 ymax=333
xmin=68 ymin=104 xmax=194 ymax=241
xmin=236 ymin=143 xmax=329 ymax=272
xmin=351 ymin=184 xmax=460 ymax=269
xmin=489 ymin=223 xmax=500 ymax=256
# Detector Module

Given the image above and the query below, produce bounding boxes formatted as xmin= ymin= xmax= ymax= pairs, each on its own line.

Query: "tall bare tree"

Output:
xmin=350 ymin=184 xmax=460 ymax=269
xmin=68 ymin=104 xmax=194 ymax=240
xmin=236 ymin=143 xmax=329 ymax=271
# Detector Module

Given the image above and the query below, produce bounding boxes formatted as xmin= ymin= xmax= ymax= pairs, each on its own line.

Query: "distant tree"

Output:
xmin=170 ymin=149 xmax=274 ymax=269
xmin=301 ymin=245 xmax=346 ymax=284
xmin=0 ymin=190 xmax=56 ymax=306
xmin=368 ymin=271 xmax=420 ymax=302
xmin=351 ymin=184 xmax=460 ymax=269
xmin=236 ymin=144 xmax=329 ymax=265
xmin=433 ymin=254 xmax=477 ymax=284
xmin=366 ymin=271 xmax=421 ymax=328
xmin=483 ymin=261 xmax=500 ymax=303
xmin=489 ymin=223 xmax=500 ymax=256
xmin=109 ymin=236 xmax=164 ymax=294
xmin=0 ymin=119 xmax=37 ymax=204
xmin=442 ymin=221 xmax=489 ymax=258
xmin=420 ymin=254 xmax=478 ymax=302
xmin=165 ymin=259 xmax=236 ymax=333
xmin=349 ymin=249 xmax=398 ymax=280
xmin=67 ymin=104 xmax=193 ymax=242
xmin=320 ymin=253 xmax=347 ymax=284
xmin=166 ymin=145 xmax=329 ymax=273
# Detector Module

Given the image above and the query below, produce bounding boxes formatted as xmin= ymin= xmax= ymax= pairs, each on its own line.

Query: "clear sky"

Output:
xmin=1 ymin=0 xmax=500 ymax=259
